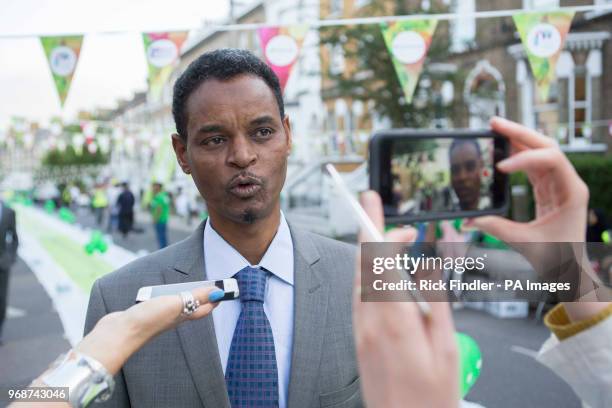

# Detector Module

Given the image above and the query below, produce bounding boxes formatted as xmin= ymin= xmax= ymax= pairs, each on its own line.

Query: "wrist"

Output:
xmin=76 ymin=313 xmax=138 ymax=375
xmin=547 ymin=302 xmax=612 ymax=340
xmin=563 ymin=302 xmax=611 ymax=323
xmin=41 ymin=350 xmax=115 ymax=407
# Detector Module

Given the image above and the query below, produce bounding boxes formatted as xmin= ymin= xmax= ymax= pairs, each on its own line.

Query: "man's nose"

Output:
xmin=227 ymin=135 xmax=257 ymax=168
xmin=453 ymin=166 xmax=467 ymax=181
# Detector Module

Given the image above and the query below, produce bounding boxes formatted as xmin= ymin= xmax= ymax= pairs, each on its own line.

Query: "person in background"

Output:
xmin=355 ymin=117 xmax=612 ymax=408
xmin=587 ymin=208 xmax=609 ymax=243
xmin=150 ymin=182 xmax=170 ymax=249
xmin=174 ymin=186 xmax=194 ymax=225
xmin=69 ymin=184 xmax=81 ymax=211
xmin=91 ymin=184 xmax=109 ymax=227
xmin=0 ymin=199 xmax=18 ymax=346
xmin=61 ymin=184 xmax=72 ymax=208
xmin=10 ymin=286 xmax=224 ymax=407
xmin=106 ymin=181 xmax=121 ymax=233
xmin=116 ymin=182 xmax=135 ymax=239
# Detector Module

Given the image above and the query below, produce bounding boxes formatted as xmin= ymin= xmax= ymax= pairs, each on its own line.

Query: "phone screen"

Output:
xmin=370 ymin=131 xmax=509 ymax=223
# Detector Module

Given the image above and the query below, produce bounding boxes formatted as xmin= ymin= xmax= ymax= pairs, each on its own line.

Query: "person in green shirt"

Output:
xmin=150 ymin=182 xmax=170 ymax=248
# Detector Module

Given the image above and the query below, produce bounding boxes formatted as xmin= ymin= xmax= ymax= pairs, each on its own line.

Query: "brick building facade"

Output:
xmin=320 ymin=0 xmax=611 ymax=154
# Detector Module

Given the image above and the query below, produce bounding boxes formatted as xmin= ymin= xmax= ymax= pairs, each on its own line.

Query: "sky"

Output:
xmin=0 ymin=0 xmax=231 ymax=128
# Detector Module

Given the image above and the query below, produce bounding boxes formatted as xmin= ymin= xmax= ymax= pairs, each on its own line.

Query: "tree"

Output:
xmin=319 ymin=0 xmax=458 ymax=128
xmin=42 ymin=145 xmax=108 ymax=167
xmin=42 ymin=120 xmax=110 ymax=167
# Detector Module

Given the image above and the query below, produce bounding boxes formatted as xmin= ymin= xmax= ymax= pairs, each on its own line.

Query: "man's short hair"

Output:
xmin=449 ymin=138 xmax=482 ymax=160
xmin=172 ymin=48 xmax=284 ymax=141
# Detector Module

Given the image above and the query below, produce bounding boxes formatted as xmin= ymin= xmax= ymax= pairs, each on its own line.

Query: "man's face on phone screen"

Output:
xmin=450 ymin=141 xmax=483 ymax=211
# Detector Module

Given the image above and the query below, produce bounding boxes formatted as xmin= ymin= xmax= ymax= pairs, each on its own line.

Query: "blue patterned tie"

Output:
xmin=225 ymin=266 xmax=279 ymax=407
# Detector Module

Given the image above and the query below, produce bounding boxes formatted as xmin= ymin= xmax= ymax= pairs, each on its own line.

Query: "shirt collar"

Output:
xmin=204 ymin=212 xmax=294 ymax=286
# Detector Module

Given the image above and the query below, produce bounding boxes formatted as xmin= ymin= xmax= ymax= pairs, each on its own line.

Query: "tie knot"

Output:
xmin=235 ymin=266 xmax=268 ymax=303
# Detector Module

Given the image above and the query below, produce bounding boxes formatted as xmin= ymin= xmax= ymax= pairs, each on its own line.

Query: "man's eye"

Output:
xmin=465 ymin=160 xmax=477 ymax=172
xmin=254 ymin=128 xmax=273 ymax=138
xmin=203 ymin=136 xmax=225 ymax=146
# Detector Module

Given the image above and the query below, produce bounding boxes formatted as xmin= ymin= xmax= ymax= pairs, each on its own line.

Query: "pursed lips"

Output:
xmin=227 ymin=174 xmax=263 ymax=199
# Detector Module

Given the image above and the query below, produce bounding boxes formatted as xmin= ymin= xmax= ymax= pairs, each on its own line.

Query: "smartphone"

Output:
xmin=369 ymin=129 xmax=509 ymax=224
xmin=135 ymin=278 xmax=240 ymax=303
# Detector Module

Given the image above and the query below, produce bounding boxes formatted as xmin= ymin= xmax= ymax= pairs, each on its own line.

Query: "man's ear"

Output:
xmin=282 ymin=115 xmax=292 ymax=156
xmin=171 ymin=133 xmax=191 ymax=174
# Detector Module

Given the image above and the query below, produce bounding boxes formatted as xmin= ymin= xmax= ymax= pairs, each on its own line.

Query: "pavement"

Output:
xmin=454 ymin=308 xmax=579 ymax=407
xmin=0 ymin=207 xmax=583 ymax=407
xmin=0 ymin=259 xmax=71 ymax=406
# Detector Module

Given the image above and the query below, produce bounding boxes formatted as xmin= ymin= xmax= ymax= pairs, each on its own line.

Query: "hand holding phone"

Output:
xmin=369 ymin=129 xmax=509 ymax=224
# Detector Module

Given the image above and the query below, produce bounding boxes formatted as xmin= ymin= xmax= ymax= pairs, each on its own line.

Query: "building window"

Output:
xmin=328 ymin=44 xmax=345 ymax=75
xmin=450 ymin=0 xmax=476 ymax=53
xmin=533 ymin=81 xmax=560 ymax=141
xmin=531 ymin=65 xmax=592 ymax=144
xmin=572 ymin=66 xmax=591 ymax=140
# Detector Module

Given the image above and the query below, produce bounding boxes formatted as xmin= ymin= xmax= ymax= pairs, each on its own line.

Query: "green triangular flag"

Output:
xmin=513 ymin=11 xmax=574 ymax=102
xmin=40 ymin=36 xmax=83 ymax=107
xmin=381 ymin=19 xmax=438 ymax=103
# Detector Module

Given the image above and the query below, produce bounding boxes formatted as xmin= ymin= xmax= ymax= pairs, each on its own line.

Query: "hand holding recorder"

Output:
xmin=13 ymin=287 xmax=224 ymax=408
xmin=77 ymin=286 xmax=224 ymax=376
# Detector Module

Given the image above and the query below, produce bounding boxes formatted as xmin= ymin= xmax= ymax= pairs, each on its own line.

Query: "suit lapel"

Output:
xmin=161 ymin=221 xmax=230 ymax=408
xmin=287 ymin=227 xmax=328 ymax=407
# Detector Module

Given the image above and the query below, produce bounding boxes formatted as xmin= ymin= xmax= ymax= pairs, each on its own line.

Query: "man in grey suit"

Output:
xmin=84 ymin=49 xmax=362 ymax=407
xmin=0 ymin=200 xmax=18 ymax=344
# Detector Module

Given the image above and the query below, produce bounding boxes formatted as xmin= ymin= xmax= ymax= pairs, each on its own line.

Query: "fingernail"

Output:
xmin=208 ymin=290 xmax=225 ymax=303
xmin=497 ymin=157 xmax=514 ymax=169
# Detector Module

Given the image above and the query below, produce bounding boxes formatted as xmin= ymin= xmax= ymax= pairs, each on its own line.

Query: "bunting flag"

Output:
xmin=40 ymin=36 xmax=83 ymax=107
xmin=513 ymin=11 xmax=574 ymax=103
xmin=257 ymin=25 xmax=308 ymax=92
xmin=380 ymin=19 xmax=438 ymax=104
xmin=142 ymin=31 xmax=188 ymax=101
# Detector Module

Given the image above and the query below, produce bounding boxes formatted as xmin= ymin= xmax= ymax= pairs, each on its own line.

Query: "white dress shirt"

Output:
xmin=204 ymin=213 xmax=294 ymax=408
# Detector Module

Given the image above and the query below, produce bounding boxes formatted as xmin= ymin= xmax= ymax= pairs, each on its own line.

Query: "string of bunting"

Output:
xmin=5 ymin=4 xmax=611 ymax=109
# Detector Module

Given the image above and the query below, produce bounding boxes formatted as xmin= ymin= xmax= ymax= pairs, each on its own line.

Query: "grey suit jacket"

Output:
xmin=84 ymin=221 xmax=362 ymax=408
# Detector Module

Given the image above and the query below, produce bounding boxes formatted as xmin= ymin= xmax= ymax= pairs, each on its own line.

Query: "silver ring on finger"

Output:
xmin=180 ymin=291 xmax=200 ymax=316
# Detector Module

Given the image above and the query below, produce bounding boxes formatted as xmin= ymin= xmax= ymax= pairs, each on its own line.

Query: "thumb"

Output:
xmin=467 ymin=215 xmax=526 ymax=242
